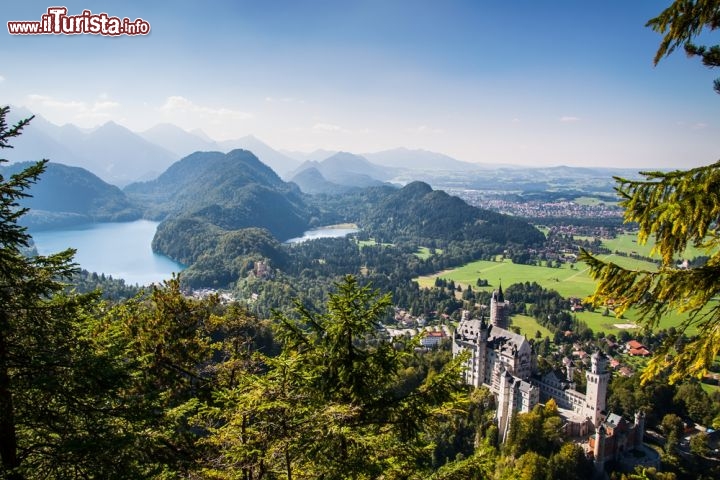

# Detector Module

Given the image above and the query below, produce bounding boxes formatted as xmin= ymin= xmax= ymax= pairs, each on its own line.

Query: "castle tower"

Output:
xmin=585 ymin=351 xmax=610 ymax=426
xmin=562 ymin=356 xmax=574 ymax=383
xmin=593 ymin=424 xmax=606 ymax=472
xmin=476 ymin=314 xmax=489 ymax=386
xmin=634 ymin=411 xmax=645 ymax=446
xmin=489 ymin=284 xmax=510 ymax=329
xmin=496 ymin=365 xmax=515 ymax=443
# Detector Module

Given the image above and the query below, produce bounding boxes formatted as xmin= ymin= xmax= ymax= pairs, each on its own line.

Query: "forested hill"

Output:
xmin=361 ymin=181 xmax=545 ymax=246
xmin=0 ymin=161 xmax=141 ymax=230
xmin=125 ymin=149 xmax=312 ymax=240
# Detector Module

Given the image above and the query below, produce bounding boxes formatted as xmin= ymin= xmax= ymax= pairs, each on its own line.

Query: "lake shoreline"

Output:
xmin=30 ymin=219 xmax=185 ymax=286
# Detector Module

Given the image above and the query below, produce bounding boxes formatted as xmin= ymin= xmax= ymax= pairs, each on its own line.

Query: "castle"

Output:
xmin=452 ymin=287 xmax=645 ymax=469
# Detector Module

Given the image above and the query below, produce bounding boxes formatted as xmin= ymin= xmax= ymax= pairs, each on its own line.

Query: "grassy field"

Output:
xmin=573 ymin=196 xmax=618 ymax=206
xmin=415 ymin=254 xmax=658 ymax=300
xmin=357 ymin=239 xmax=394 ymax=248
xmin=597 ymin=232 xmax=705 ymax=261
xmin=412 ymin=227 xmax=713 ymax=334
xmin=701 ymin=382 xmax=720 ymax=395
xmin=510 ymin=314 xmax=553 ymax=339
xmin=414 ymin=252 xmax=702 ymax=335
xmin=414 ymin=246 xmax=444 ymax=260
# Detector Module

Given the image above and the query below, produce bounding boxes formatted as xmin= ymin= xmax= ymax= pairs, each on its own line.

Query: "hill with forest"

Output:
xmin=124 ymin=149 xmax=314 ymax=274
xmin=150 ymin=168 xmax=545 ymax=289
xmin=361 ymin=181 xmax=546 ymax=245
xmin=125 ymin=149 xmax=312 ymax=239
xmin=0 ymin=161 xmax=142 ymax=230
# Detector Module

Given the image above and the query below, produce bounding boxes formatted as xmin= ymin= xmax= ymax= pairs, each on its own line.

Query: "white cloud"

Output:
xmin=28 ymin=94 xmax=85 ymax=111
xmin=313 ymin=123 xmax=346 ymax=133
xmin=160 ymin=95 xmax=252 ymax=120
xmin=0 ymin=75 xmax=5 ymax=82
xmin=92 ymin=100 xmax=120 ymax=110
xmin=26 ymin=94 xmax=120 ymax=123
xmin=407 ymin=125 xmax=444 ymax=135
xmin=559 ymin=116 xmax=580 ymax=123
xmin=692 ymin=122 xmax=708 ymax=130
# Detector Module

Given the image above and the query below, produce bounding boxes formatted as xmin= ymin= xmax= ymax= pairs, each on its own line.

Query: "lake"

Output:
xmin=285 ymin=225 xmax=360 ymax=244
xmin=30 ymin=220 xmax=185 ymax=286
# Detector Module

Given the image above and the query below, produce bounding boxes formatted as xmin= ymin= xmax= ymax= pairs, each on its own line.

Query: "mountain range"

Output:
xmin=5 ymin=108 xmax=495 ymax=189
xmin=5 ymin=108 xmax=645 ymax=197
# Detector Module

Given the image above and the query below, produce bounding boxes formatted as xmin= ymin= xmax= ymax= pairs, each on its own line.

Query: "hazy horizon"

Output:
xmin=3 ymin=1 xmax=718 ymax=170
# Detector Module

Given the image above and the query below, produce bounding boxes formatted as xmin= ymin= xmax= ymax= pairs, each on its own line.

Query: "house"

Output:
xmin=626 ymin=340 xmax=651 ymax=357
xmin=420 ymin=330 xmax=446 ymax=348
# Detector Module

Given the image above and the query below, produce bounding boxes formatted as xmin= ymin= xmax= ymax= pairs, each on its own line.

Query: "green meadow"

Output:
xmin=603 ymin=232 xmax=708 ymax=261
xmin=416 ymin=254 xmax=657 ymax=300
xmin=414 ymin=246 xmax=444 ymax=260
xmin=510 ymin=314 xmax=553 ymax=339
xmin=414 ymin=236 xmax=704 ymax=334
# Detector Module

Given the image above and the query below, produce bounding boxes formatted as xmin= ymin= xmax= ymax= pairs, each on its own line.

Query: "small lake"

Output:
xmin=285 ymin=225 xmax=360 ymax=244
xmin=30 ymin=220 xmax=185 ymax=286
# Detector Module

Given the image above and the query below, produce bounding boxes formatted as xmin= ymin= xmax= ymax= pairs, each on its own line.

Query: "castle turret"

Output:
xmin=490 ymin=284 xmax=510 ymax=329
xmin=593 ymin=424 xmax=607 ymax=472
xmin=585 ymin=351 xmax=610 ymax=426
xmin=496 ymin=365 xmax=515 ymax=442
xmin=562 ymin=356 xmax=574 ymax=383
xmin=634 ymin=411 xmax=646 ymax=446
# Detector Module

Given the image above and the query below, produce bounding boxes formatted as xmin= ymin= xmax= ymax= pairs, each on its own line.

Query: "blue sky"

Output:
xmin=2 ymin=1 xmax=718 ymax=168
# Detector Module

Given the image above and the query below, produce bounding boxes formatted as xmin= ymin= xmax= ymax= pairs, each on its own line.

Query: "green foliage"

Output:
xmin=647 ymin=0 xmax=720 ymax=93
xmin=689 ymin=431 xmax=710 ymax=457
xmin=198 ymin=275 xmax=469 ymax=479
xmin=583 ymin=1 xmax=720 ymax=383
xmin=581 ymin=162 xmax=720 ymax=383
xmin=0 ymin=106 xmax=144 ymax=479
xmin=153 ymin=220 xmax=289 ymax=288
xmin=504 ymin=401 xmax=563 ymax=458
xmin=429 ymin=441 xmax=497 ymax=480
xmin=546 ymin=442 xmax=594 ymax=480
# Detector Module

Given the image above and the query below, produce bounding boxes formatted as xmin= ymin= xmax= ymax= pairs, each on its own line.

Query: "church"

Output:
xmin=452 ymin=287 xmax=645 ymax=469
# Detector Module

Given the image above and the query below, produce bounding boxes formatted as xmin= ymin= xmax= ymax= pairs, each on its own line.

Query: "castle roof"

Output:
xmin=487 ymin=325 xmax=529 ymax=353
xmin=456 ymin=318 xmax=485 ymax=340
xmin=455 ymin=319 xmax=529 ymax=354
xmin=604 ymin=413 xmax=624 ymax=429
xmin=492 ymin=284 xmax=506 ymax=304
xmin=518 ymin=380 xmax=534 ymax=394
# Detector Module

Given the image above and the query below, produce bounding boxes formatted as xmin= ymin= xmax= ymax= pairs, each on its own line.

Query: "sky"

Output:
xmin=1 ymin=0 xmax=718 ymax=169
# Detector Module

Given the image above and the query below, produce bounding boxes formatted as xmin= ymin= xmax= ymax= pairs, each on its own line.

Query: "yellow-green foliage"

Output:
xmin=581 ymin=161 xmax=720 ymax=384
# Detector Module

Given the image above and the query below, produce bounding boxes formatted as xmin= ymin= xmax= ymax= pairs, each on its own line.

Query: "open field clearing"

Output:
xmin=509 ymin=314 xmax=553 ymax=339
xmin=415 ymin=254 xmax=657 ymax=300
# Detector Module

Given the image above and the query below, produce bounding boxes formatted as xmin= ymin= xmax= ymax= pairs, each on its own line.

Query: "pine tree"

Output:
xmin=580 ymin=163 xmax=720 ymax=384
xmin=199 ymin=275 xmax=468 ymax=479
xmin=0 ymin=107 xmax=138 ymax=479
xmin=647 ymin=0 xmax=720 ymax=94
xmin=580 ymin=2 xmax=720 ymax=384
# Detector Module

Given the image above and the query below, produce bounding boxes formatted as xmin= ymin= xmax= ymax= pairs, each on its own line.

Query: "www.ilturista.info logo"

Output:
xmin=7 ymin=7 xmax=150 ymax=36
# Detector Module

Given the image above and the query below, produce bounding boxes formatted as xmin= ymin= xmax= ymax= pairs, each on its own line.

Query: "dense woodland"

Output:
xmin=9 ymin=108 xmax=720 ymax=479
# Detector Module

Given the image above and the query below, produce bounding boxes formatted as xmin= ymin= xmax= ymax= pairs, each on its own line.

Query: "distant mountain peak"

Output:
xmin=190 ymin=128 xmax=214 ymax=142
xmin=401 ymin=180 xmax=433 ymax=196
